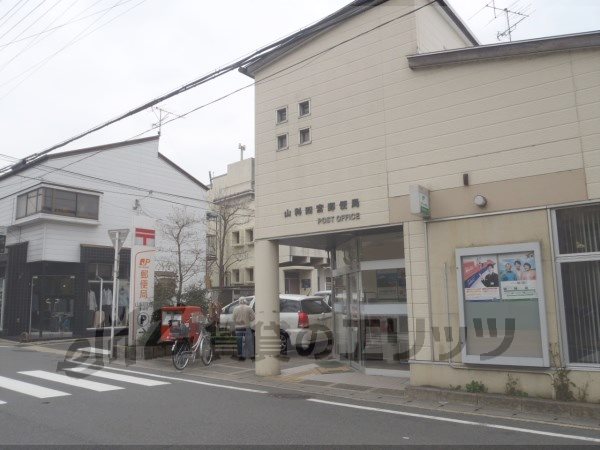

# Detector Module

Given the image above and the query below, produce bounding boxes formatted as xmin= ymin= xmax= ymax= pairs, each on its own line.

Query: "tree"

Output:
xmin=157 ymin=208 xmax=204 ymax=304
xmin=206 ymin=191 xmax=252 ymax=299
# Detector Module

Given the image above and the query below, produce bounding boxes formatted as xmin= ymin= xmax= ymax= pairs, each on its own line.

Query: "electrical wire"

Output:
xmin=0 ymin=0 xmax=79 ymax=73
xmin=0 ymin=0 xmax=29 ymax=31
xmin=0 ymin=0 xmax=144 ymax=97
xmin=0 ymin=0 xmax=47 ymax=42
xmin=0 ymin=0 xmax=136 ymax=50
xmin=3 ymin=0 xmax=436 ymax=171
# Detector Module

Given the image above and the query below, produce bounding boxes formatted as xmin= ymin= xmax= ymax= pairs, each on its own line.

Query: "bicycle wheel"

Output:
xmin=199 ymin=335 xmax=213 ymax=366
xmin=172 ymin=340 xmax=191 ymax=371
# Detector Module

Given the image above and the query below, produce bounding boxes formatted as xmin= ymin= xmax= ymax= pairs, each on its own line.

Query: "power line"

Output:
xmin=3 ymin=0 xmax=436 ymax=175
xmin=0 ymin=0 xmax=136 ymax=50
xmin=0 ymin=0 xmax=46 ymax=42
xmin=0 ymin=0 xmax=143 ymax=98
xmin=0 ymin=0 xmax=29 ymax=31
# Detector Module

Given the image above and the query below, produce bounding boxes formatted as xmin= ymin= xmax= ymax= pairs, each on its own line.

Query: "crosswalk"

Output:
xmin=0 ymin=366 xmax=171 ymax=405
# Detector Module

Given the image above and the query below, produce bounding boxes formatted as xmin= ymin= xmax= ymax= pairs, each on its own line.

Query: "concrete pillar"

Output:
xmin=254 ymin=239 xmax=280 ymax=376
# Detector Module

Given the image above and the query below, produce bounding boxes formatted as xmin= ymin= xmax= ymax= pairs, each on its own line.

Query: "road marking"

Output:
xmin=78 ymin=347 xmax=110 ymax=356
xmin=20 ymin=371 xmax=124 ymax=392
xmin=0 ymin=400 xmax=6 ymax=405
xmin=307 ymin=399 xmax=600 ymax=444
xmin=69 ymin=361 xmax=268 ymax=394
xmin=65 ymin=367 xmax=170 ymax=386
xmin=0 ymin=375 xmax=70 ymax=399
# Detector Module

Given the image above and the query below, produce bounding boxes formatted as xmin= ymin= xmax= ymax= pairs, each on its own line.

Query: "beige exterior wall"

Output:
xmin=414 ymin=0 xmax=472 ymax=53
xmin=250 ymin=0 xmax=600 ymax=392
xmin=253 ymin=0 xmax=600 ymax=241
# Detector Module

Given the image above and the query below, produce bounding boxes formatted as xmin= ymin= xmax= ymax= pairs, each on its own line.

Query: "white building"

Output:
xmin=207 ymin=157 xmax=330 ymax=303
xmin=0 ymin=136 xmax=208 ymax=339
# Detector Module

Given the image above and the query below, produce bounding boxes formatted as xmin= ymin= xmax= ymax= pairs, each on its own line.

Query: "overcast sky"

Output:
xmin=0 ymin=0 xmax=598 ymax=184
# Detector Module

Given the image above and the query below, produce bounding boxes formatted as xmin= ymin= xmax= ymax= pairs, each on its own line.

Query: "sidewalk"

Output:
xmin=125 ymin=353 xmax=600 ymax=430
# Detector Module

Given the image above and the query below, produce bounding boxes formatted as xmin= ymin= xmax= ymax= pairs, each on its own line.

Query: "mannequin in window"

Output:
xmin=88 ymin=290 xmax=97 ymax=327
xmin=102 ymin=287 xmax=113 ymax=327
xmin=118 ymin=285 xmax=129 ymax=326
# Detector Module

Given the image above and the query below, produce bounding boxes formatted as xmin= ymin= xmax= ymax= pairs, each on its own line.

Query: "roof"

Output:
xmin=0 ymin=135 xmax=208 ymax=190
xmin=408 ymin=30 xmax=600 ymax=69
xmin=239 ymin=0 xmax=478 ymax=78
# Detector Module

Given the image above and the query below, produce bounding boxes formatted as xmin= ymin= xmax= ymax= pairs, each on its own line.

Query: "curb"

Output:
xmin=406 ymin=386 xmax=600 ymax=420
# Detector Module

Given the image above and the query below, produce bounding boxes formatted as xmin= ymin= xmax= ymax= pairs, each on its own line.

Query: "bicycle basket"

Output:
xmin=170 ymin=322 xmax=190 ymax=339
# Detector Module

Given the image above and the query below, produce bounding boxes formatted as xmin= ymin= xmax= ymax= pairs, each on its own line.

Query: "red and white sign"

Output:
xmin=129 ymin=216 xmax=156 ymax=341
xmin=135 ymin=228 xmax=155 ymax=247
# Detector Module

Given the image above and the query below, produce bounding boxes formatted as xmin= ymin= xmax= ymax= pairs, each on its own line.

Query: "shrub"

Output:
xmin=505 ymin=374 xmax=528 ymax=397
xmin=465 ymin=380 xmax=487 ymax=393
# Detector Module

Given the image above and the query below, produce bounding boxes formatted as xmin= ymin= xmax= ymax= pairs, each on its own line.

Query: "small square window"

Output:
xmin=276 ymin=107 xmax=287 ymax=124
xmin=232 ymin=231 xmax=241 ymax=245
xmin=277 ymin=133 xmax=288 ymax=151
xmin=245 ymin=229 xmax=254 ymax=243
xmin=299 ymin=128 xmax=311 ymax=145
xmin=299 ymin=100 xmax=310 ymax=117
xmin=232 ymin=269 xmax=240 ymax=284
xmin=246 ymin=268 xmax=254 ymax=283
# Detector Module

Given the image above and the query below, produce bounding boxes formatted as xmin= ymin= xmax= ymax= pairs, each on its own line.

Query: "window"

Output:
xmin=245 ymin=229 xmax=254 ymax=243
xmin=232 ymin=231 xmax=241 ymax=245
xmin=299 ymin=100 xmax=310 ymax=117
xmin=232 ymin=269 xmax=240 ymax=284
xmin=301 ymin=298 xmax=330 ymax=314
xmin=16 ymin=187 xmax=99 ymax=220
xmin=246 ymin=268 xmax=254 ymax=283
xmin=0 ymin=234 xmax=5 ymax=254
xmin=206 ymin=234 xmax=216 ymax=258
xmin=299 ymin=127 xmax=311 ymax=145
xmin=554 ymin=205 xmax=600 ymax=365
xmin=280 ymin=299 xmax=301 ymax=313
xmin=277 ymin=133 xmax=288 ymax=151
xmin=276 ymin=107 xmax=287 ymax=124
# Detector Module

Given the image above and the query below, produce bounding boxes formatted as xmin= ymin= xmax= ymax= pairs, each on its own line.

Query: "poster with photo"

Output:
xmin=499 ymin=252 xmax=537 ymax=300
xmin=462 ymin=255 xmax=500 ymax=301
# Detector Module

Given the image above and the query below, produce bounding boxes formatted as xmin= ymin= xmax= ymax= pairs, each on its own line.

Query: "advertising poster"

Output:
xmin=499 ymin=252 xmax=537 ymax=300
xmin=462 ymin=255 xmax=500 ymax=301
xmin=129 ymin=216 xmax=156 ymax=342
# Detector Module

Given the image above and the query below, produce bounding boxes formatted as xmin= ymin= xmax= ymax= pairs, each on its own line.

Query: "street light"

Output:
xmin=108 ymin=229 xmax=129 ymax=358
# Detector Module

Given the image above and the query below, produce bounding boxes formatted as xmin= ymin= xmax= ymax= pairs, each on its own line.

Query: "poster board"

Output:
xmin=456 ymin=242 xmax=549 ymax=367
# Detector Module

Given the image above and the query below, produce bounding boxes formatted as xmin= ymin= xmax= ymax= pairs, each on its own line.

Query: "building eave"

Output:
xmin=408 ymin=30 xmax=600 ymax=69
xmin=157 ymin=153 xmax=209 ymax=191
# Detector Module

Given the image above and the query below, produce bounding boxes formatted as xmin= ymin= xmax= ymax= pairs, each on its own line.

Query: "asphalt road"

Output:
xmin=0 ymin=344 xmax=599 ymax=446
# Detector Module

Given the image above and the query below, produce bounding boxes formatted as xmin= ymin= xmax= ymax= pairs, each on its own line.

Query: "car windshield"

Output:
xmin=301 ymin=298 xmax=331 ymax=314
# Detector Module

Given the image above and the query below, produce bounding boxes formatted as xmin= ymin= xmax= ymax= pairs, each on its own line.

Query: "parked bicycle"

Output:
xmin=171 ymin=316 xmax=214 ymax=370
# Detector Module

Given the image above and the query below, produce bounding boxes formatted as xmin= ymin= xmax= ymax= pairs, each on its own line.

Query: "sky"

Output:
xmin=0 ymin=0 xmax=598 ymax=185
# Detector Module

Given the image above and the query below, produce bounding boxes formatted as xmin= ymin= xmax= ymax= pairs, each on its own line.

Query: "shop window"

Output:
xmin=276 ymin=107 xmax=287 ymax=124
xmin=555 ymin=205 xmax=600 ymax=365
xmin=277 ymin=133 xmax=288 ymax=151
xmin=299 ymin=127 xmax=311 ymax=146
xmin=456 ymin=242 xmax=548 ymax=367
xmin=360 ymin=232 xmax=404 ymax=261
xmin=298 ymin=99 xmax=310 ymax=117
xmin=16 ymin=187 xmax=99 ymax=220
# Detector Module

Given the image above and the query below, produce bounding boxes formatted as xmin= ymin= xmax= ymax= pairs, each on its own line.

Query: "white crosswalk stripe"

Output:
xmin=0 ymin=375 xmax=70 ymax=399
xmin=0 ymin=400 xmax=6 ymax=405
xmin=20 ymin=370 xmax=124 ymax=392
xmin=65 ymin=367 xmax=170 ymax=386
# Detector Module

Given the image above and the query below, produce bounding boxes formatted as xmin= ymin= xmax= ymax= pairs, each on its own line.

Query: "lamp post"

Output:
xmin=108 ymin=229 xmax=129 ymax=358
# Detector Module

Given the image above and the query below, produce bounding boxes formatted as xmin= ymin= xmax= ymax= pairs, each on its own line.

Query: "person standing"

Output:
xmin=232 ymin=298 xmax=254 ymax=361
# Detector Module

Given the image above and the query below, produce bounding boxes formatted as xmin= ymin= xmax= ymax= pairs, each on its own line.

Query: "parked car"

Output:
xmin=219 ymin=294 xmax=333 ymax=355
xmin=314 ymin=290 xmax=332 ymax=307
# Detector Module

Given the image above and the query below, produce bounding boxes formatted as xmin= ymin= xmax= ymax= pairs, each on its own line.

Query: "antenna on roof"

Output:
xmin=151 ymin=106 xmax=185 ymax=136
xmin=485 ymin=0 xmax=533 ymax=42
